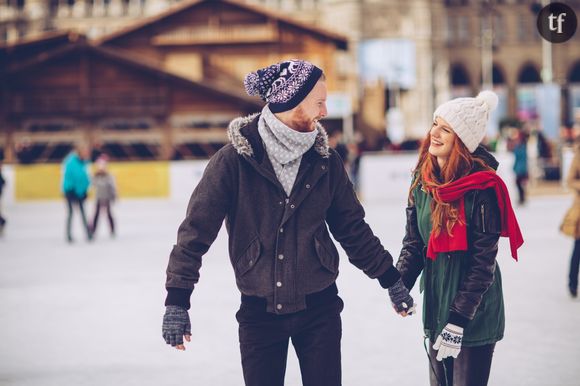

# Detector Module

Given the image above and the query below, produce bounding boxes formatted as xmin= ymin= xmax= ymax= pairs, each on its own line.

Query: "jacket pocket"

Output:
xmin=314 ymin=235 xmax=339 ymax=274
xmin=235 ymin=236 xmax=262 ymax=276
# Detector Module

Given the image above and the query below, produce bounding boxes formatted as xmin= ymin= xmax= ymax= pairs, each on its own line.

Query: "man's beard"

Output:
xmin=291 ymin=107 xmax=318 ymax=133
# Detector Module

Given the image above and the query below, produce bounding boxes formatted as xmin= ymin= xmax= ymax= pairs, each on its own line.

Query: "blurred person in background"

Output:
xmin=161 ymin=59 xmax=414 ymax=386
xmin=0 ymin=161 xmax=5 ymax=235
xmin=90 ymin=140 xmax=105 ymax=162
xmin=346 ymin=136 xmax=362 ymax=194
xmin=560 ymin=138 xmax=580 ymax=298
xmin=327 ymin=128 xmax=349 ymax=165
xmin=14 ymin=137 xmax=35 ymax=164
xmin=62 ymin=144 xmax=91 ymax=243
xmin=393 ymin=91 xmax=524 ymax=386
xmin=89 ymin=155 xmax=116 ymax=239
xmin=510 ymin=129 xmax=529 ymax=205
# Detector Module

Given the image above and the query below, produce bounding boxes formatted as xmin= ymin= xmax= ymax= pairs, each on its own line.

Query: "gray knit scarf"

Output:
xmin=258 ymin=105 xmax=318 ymax=196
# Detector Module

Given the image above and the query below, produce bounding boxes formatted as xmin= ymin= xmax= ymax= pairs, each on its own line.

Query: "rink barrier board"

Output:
xmin=11 ymin=161 xmax=170 ymax=201
xmin=3 ymin=152 xmax=516 ymax=203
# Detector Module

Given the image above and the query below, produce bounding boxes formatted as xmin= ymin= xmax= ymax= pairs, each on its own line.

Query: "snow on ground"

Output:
xmin=0 ymin=168 xmax=579 ymax=385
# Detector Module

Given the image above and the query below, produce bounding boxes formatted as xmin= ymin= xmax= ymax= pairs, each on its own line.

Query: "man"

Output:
xmin=162 ymin=59 xmax=414 ymax=386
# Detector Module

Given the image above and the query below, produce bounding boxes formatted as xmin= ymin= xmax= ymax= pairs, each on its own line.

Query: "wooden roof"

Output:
xmin=0 ymin=31 xmax=83 ymax=70
xmin=95 ymin=0 xmax=348 ymax=49
xmin=0 ymin=30 xmax=77 ymax=51
xmin=1 ymin=40 xmax=262 ymax=108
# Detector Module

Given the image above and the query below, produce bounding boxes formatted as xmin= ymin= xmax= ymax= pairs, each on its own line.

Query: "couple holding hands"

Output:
xmin=162 ymin=60 xmax=523 ymax=386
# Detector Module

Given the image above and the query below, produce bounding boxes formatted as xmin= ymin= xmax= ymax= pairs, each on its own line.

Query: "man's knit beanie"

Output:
xmin=243 ymin=59 xmax=323 ymax=113
xmin=433 ymin=91 xmax=499 ymax=152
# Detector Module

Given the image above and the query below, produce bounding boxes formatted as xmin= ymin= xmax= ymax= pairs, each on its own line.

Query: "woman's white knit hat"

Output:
xmin=433 ymin=91 xmax=499 ymax=153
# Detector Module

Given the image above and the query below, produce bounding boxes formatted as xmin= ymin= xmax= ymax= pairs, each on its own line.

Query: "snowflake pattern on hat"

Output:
xmin=244 ymin=59 xmax=322 ymax=113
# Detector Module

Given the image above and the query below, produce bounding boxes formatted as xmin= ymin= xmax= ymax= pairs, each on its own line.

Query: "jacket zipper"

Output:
xmin=480 ymin=204 xmax=486 ymax=233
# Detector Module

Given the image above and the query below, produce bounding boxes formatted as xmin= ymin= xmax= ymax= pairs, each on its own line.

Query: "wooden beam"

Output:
xmin=172 ymin=128 xmax=228 ymax=144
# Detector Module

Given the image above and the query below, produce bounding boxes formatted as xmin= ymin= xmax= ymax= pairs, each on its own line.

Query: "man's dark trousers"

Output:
xmin=236 ymin=284 xmax=343 ymax=386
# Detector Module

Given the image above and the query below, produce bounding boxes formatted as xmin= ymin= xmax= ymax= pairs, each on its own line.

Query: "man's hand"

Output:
xmin=433 ymin=323 xmax=464 ymax=361
xmin=387 ymin=278 xmax=415 ymax=317
xmin=162 ymin=305 xmax=191 ymax=351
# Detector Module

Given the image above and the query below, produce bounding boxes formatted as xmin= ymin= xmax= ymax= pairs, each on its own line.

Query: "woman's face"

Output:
xmin=428 ymin=116 xmax=456 ymax=163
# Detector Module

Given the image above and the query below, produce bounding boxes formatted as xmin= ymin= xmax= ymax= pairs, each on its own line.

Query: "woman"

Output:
xmin=62 ymin=145 xmax=91 ymax=243
xmin=560 ymin=140 xmax=580 ymax=298
xmin=391 ymin=91 xmax=523 ymax=386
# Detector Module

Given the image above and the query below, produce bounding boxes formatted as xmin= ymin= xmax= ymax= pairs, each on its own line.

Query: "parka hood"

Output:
xmin=473 ymin=145 xmax=499 ymax=171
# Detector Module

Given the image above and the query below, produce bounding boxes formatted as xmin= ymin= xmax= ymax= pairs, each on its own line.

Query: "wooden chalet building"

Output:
xmin=0 ymin=0 xmax=348 ymax=163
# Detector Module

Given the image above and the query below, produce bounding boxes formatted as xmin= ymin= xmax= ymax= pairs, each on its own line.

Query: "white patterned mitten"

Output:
xmin=433 ymin=323 xmax=464 ymax=361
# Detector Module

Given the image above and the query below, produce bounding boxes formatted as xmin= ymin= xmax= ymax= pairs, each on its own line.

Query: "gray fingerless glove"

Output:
xmin=388 ymin=278 xmax=415 ymax=314
xmin=162 ymin=305 xmax=191 ymax=346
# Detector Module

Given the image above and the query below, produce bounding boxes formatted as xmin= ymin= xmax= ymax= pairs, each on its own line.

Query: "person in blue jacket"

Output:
xmin=62 ymin=145 xmax=91 ymax=243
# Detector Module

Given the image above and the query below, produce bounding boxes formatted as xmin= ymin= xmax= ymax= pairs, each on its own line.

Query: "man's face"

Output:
xmin=288 ymin=80 xmax=328 ymax=133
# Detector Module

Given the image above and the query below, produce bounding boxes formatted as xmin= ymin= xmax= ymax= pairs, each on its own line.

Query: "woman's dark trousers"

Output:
xmin=515 ymin=175 xmax=527 ymax=204
xmin=428 ymin=343 xmax=495 ymax=386
xmin=236 ymin=289 xmax=343 ymax=386
xmin=65 ymin=191 xmax=90 ymax=242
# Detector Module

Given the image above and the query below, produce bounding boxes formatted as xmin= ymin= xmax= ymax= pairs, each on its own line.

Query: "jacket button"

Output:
xmin=277 ymin=304 xmax=283 ymax=310
xmin=249 ymin=259 xmax=253 ymax=266
xmin=321 ymin=165 xmax=326 ymax=170
xmin=278 ymin=254 xmax=284 ymax=260
xmin=290 ymin=204 xmax=295 ymax=209
xmin=279 ymin=228 xmax=284 ymax=233
xmin=279 ymin=201 xmax=283 ymax=205
xmin=276 ymin=281 xmax=282 ymax=287
xmin=306 ymin=184 xmax=311 ymax=189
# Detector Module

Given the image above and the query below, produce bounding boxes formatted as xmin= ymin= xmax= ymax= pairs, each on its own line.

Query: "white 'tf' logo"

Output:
xmin=548 ymin=12 xmax=567 ymax=33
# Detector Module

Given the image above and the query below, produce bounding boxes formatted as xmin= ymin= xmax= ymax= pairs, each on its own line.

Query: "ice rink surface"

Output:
xmin=1 ymin=160 xmax=579 ymax=386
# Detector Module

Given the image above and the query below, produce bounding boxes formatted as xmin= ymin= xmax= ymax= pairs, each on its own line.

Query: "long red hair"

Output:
xmin=410 ymin=131 xmax=493 ymax=236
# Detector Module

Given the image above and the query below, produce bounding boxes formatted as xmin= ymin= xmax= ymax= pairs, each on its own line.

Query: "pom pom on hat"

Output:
xmin=433 ymin=90 xmax=499 ymax=153
xmin=243 ymin=59 xmax=323 ymax=113
xmin=476 ymin=90 xmax=499 ymax=111
xmin=243 ymin=71 xmax=261 ymax=97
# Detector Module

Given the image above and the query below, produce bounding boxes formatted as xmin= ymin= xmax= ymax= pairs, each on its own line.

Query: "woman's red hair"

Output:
xmin=409 ymin=130 xmax=493 ymax=236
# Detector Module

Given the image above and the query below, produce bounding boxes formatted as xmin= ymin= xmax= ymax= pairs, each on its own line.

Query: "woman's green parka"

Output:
xmin=396 ymin=147 xmax=505 ymax=347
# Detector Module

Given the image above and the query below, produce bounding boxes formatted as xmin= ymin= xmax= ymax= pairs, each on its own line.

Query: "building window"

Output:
xmin=446 ymin=15 xmax=470 ymax=44
xmin=451 ymin=63 xmax=471 ymax=86
xmin=492 ymin=65 xmax=506 ymax=85
xmin=569 ymin=62 xmax=580 ymax=83
xmin=446 ymin=16 xmax=456 ymax=44
xmin=517 ymin=14 xmax=528 ymax=42
xmin=493 ymin=13 xmax=504 ymax=45
xmin=457 ymin=15 xmax=470 ymax=43
xmin=445 ymin=0 xmax=470 ymax=5
xmin=518 ymin=64 xmax=541 ymax=83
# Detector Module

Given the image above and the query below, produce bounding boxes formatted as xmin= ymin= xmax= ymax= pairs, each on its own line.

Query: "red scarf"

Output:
xmin=423 ymin=170 xmax=523 ymax=261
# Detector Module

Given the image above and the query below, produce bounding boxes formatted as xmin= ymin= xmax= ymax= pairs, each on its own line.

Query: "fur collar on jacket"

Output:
xmin=227 ymin=113 xmax=330 ymax=158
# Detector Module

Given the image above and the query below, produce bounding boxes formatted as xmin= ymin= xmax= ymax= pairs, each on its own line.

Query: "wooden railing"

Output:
xmin=6 ymin=93 xmax=167 ymax=115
